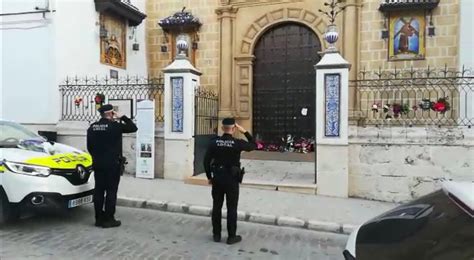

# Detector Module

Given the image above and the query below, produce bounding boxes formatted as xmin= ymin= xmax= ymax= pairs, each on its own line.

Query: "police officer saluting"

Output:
xmin=87 ymin=104 xmax=137 ymax=228
xmin=204 ymin=118 xmax=257 ymax=244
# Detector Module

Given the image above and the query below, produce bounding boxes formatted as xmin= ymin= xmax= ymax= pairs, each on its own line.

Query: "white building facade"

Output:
xmin=1 ymin=0 xmax=147 ymax=130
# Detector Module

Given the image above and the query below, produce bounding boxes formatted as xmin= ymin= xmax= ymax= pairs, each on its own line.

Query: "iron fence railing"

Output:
xmin=59 ymin=76 xmax=164 ymax=122
xmin=195 ymin=87 xmax=219 ymax=135
xmin=351 ymin=66 xmax=474 ymax=127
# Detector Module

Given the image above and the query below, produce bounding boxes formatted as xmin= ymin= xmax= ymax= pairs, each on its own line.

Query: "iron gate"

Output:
xmin=194 ymin=87 xmax=219 ymax=175
xmin=253 ymin=23 xmax=322 ymax=144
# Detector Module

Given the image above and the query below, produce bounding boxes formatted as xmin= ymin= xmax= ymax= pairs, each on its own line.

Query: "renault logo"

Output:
xmin=77 ymin=165 xmax=87 ymax=180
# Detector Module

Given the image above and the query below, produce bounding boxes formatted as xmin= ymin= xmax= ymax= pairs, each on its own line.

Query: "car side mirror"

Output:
xmin=37 ymin=131 xmax=57 ymax=143
xmin=38 ymin=134 xmax=49 ymax=142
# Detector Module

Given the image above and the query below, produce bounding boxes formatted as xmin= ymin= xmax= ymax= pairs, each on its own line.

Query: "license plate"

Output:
xmin=68 ymin=195 xmax=93 ymax=208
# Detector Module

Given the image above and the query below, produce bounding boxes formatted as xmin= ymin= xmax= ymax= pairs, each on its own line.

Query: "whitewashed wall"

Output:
xmin=1 ymin=0 xmax=147 ymax=125
xmin=1 ymin=0 xmax=56 ymax=124
xmin=55 ymin=121 xmax=165 ymax=179
xmin=53 ymin=0 xmax=147 ymax=78
xmin=349 ymin=126 xmax=474 ymax=202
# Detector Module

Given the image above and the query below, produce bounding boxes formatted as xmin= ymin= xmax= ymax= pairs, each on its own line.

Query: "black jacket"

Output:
xmin=87 ymin=116 xmax=137 ymax=170
xmin=203 ymin=132 xmax=257 ymax=180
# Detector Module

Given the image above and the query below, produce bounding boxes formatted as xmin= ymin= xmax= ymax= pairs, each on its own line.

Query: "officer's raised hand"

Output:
xmin=235 ymin=123 xmax=246 ymax=134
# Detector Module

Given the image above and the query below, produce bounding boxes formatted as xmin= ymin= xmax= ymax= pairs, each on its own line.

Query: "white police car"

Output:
xmin=0 ymin=120 xmax=94 ymax=223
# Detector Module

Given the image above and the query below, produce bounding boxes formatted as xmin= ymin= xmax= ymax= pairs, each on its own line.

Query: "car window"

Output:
xmin=0 ymin=121 xmax=39 ymax=146
xmin=356 ymin=190 xmax=474 ymax=260
xmin=380 ymin=204 xmax=432 ymax=219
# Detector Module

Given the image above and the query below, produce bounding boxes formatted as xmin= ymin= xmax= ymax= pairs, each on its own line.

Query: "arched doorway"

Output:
xmin=253 ymin=23 xmax=322 ymax=144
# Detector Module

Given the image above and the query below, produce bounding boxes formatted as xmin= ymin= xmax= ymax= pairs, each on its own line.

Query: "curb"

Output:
xmin=117 ymin=197 xmax=354 ymax=235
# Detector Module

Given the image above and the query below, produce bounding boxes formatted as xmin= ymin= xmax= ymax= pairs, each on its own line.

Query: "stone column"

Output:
xmin=234 ymin=54 xmax=255 ymax=131
xmin=163 ymin=39 xmax=202 ymax=180
xmin=342 ymin=0 xmax=360 ymax=115
xmin=315 ymin=25 xmax=351 ymax=198
xmin=216 ymin=6 xmax=238 ymax=119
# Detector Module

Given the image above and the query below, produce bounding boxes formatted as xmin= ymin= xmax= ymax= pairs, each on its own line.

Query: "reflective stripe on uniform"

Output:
xmin=24 ymin=153 xmax=93 ymax=169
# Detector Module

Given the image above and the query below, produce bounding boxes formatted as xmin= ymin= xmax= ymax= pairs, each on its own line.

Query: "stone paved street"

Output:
xmin=0 ymin=206 xmax=347 ymax=260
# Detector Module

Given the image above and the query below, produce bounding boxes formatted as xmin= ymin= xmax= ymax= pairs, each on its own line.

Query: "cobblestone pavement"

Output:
xmin=0 ymin=206 xmax=347 ymax=260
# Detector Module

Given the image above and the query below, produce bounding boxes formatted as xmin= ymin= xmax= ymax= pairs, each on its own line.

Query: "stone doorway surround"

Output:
xmin=215 ymin=0 xmax=362 ymax=131
xmin=209 ymin=4 xmax=331 ymax=192
xmin=216 ymin=5 xmax=330 ymax=132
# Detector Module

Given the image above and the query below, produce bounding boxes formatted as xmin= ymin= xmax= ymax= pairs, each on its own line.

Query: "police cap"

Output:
xmin=98 ymin=104 xmax=114 ymax=113
xmin=222 ymin=118 xmax=235 ymax=126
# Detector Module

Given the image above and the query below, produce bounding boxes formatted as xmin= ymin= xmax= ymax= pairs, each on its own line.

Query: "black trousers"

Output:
xmin=94 ymin=168 xmax=121 ymax=221
xmin=212 ymin=178 xmax=239 ymax=237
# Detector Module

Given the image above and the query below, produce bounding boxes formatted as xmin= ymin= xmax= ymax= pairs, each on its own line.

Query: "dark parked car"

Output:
xmin=343 ymin=181 xmax=474 ymax=260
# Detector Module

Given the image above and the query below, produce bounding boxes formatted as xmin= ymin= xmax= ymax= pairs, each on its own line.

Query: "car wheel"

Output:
xmin=0 ymin=189 xmax=20 ymax=224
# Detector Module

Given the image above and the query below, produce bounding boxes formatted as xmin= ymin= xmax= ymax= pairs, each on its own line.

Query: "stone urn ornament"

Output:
xmin=176 ymin=34 xmax=189 ymax=58
xmin=324 ymin=24 xmax=339 ymax=52
xmin=319 ymin=0 xmax=346 ymax=52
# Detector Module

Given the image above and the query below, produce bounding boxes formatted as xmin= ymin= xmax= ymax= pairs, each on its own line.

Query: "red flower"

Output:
xmin=433 ymin=102 xmax=446 ymax=112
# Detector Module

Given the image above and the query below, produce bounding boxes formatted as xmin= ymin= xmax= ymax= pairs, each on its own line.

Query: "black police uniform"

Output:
xmin=203 ymin=118 xmax=257 ymax=243
xmin=86 ymin=105 xmax=137 ymax=227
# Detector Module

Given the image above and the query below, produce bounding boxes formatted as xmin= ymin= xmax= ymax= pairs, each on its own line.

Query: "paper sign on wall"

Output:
xmin=136 ymin=100 xmax=155 ymax=179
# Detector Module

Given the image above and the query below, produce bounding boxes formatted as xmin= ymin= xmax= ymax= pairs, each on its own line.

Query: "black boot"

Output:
xmin=226 ymin=235 xmax=242 ymax=245
xmin=95 ymin=218 xmax=103 ymax=227
xmin=213 ymin=234 xmax=221 ymax=243
xmin=102 ymin=218 xmax=121 ymax=228
xmin=95 ymin=211 xmax=105 ymax=227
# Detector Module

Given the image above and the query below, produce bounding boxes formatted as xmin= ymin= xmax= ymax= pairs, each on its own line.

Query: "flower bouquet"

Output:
xmin=372 ymin=103 xmax=380 ymax=113
xmin=431 ymin=97 xmax=450 ymax=114
xmin=74 ymin=97 xmax=83 ymax=107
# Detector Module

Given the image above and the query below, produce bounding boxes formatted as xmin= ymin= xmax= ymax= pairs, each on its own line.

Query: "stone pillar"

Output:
xmin=342 ymin=0 xmax=360 ymax=115
xmin=163 ymin=39 xmax=202 ymax=180
xmin=216 ymin=6 xmax=238 ymax=119
xmin=315 ymin=25 xmax=351 ymax=198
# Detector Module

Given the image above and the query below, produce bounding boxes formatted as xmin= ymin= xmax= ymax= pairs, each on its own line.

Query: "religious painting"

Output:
xmin=100 ymin=14 xmax=127 ymax=69
xmin=389 ymin=12 xmax=425 ymax=61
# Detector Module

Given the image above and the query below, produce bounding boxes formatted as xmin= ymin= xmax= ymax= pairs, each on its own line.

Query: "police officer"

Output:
xmin=87 ymin=104 xmax=137 ymax=228
xmin=204 ymin=118 xmax=257 ymax=244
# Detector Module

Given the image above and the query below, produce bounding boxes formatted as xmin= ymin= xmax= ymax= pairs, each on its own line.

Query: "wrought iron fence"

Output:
xmin=59 ymin=76 xmax=164 ymax=122
xmin=193 ymin=87 xmax=219 ymax=175
xmin=195 ymin=87 xmax=219 ymax=135
xmin=351 ymin=66 xmax=474 ymax=127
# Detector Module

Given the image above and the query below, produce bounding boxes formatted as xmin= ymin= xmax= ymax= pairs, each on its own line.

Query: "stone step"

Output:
xmin=186 ymin=172 xmax=317 ymax=195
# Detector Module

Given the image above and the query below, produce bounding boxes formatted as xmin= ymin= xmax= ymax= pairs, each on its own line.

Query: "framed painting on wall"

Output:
xmin=100 ymin=14 xmax=127 ymax=69
xmin=389 ymin=12 xmax=426 ymax=61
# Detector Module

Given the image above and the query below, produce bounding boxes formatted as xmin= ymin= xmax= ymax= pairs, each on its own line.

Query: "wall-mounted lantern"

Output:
xmin=427 ymin=12 xmax=435 ymax=37
xmin=99 ymin=24 xmax=108 ymax=39
xmin=381 ymin=17 xmax=389 ymax=40
xmin=158 ymin=7 xmax=202 ymax=64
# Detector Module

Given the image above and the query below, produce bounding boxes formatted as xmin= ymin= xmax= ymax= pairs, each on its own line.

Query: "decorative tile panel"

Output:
xmin=171 ymin=77 xmax=184 ymax=133
xmin=324 ymin=74 xmax=341 ymax=137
